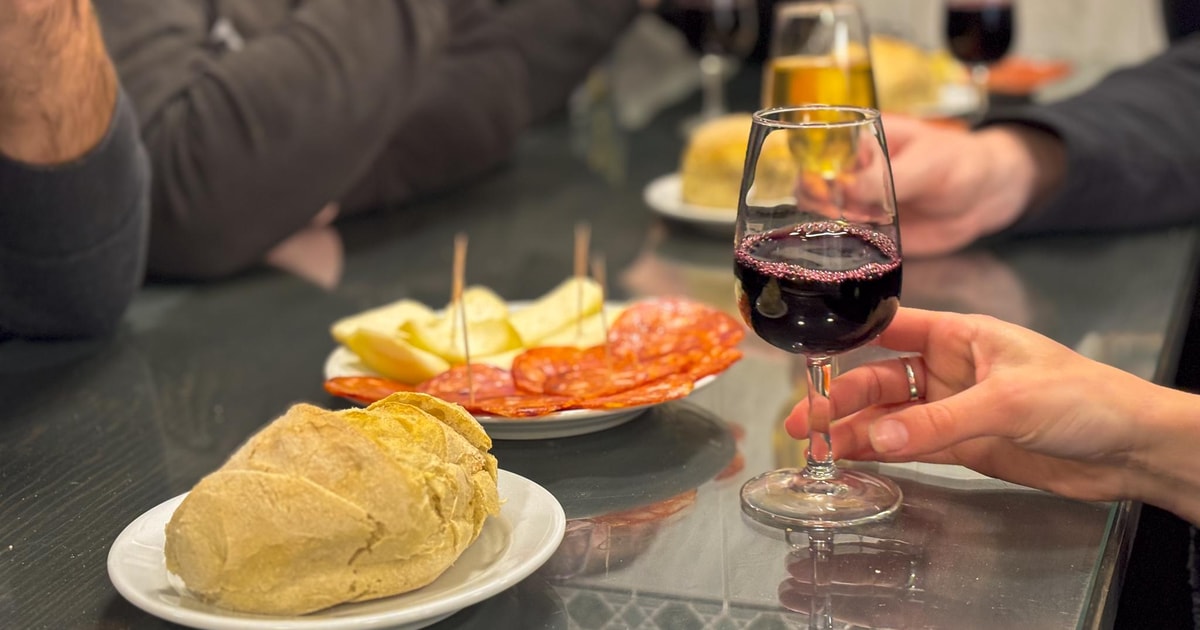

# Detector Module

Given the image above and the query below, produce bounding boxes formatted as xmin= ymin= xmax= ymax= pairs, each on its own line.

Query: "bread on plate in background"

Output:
xmin=164 ymin=392 xmax=499 ymax=615
xmin=675 ymin=35 xmax=968 ymax=211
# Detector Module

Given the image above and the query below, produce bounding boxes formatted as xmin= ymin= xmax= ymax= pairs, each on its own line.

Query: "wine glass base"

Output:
xmin=740 ymin=467 xmax=902 ymax=530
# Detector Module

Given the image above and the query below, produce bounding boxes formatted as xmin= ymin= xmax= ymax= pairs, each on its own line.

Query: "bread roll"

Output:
xmin=164 ymin=393 xmax=499 ymax=615
xmin=872 ymin=35 xmax=968 ymax=114
xmin=679 ymin=114 xmax=793 ymax=209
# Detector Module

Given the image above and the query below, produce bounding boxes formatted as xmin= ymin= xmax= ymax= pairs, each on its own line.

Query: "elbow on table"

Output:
xmin=0 ymin=253 xmax=144 ymax=340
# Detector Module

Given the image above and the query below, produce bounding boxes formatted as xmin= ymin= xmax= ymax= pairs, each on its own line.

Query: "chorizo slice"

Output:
xmin=474 ymin=394 xmax=581 ymax=418
xmin=419 ymin=364 xmax=516 ymax=400
xmin=324 ymin=376 xmax=415 ymax=405
xmin=575 ymin=373 xmax=695 ymax=409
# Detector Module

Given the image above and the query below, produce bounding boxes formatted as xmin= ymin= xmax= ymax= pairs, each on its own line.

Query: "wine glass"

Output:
xmin=734 ymin=105 xmax=903 ymax=529
xmin=655 ymin=0 xmax=760 ymax=128
xmin=945 ymin=0 xmax=1015 ymax=118
xmin=762 ymin=1 xmax=878 ymax=109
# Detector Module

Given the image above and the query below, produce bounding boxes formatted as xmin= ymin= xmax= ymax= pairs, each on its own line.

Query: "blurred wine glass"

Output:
xmin=944 ymin=0 xmax=1014 ymax=117
xmin=762 ymin=0 xmax=878 ymax=109
xmin=654 ymin=0 xmax=760 ymax=130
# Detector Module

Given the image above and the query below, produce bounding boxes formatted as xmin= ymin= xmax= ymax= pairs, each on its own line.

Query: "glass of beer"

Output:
xmin=762 ymin=1 xmax=878 ymax=110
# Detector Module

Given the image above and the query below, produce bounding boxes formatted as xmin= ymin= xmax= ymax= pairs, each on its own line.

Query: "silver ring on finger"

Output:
xmin=900 ymin=357 xmax=920 ymax=402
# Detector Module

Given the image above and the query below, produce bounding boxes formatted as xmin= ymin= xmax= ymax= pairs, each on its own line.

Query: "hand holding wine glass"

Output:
xmin=945 ymin=0 xmax=1015 ymax=118
xmin=735 ymin=105 xmax=903 ymax=529
xmin=779 ymin=306 xmax=1200 ymax=523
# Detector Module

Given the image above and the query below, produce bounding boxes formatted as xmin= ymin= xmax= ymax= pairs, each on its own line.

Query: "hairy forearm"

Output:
xmin=0 ymin=0 xmax=117 ymax=164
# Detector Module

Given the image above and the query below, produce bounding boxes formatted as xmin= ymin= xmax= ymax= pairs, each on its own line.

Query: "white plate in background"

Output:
xmin=643 ymin=174 xmax=736 ymax=232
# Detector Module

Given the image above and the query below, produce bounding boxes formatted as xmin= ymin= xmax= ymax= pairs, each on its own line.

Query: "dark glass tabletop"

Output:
xmin=2 ymin=63 xmax=1197 ymax=630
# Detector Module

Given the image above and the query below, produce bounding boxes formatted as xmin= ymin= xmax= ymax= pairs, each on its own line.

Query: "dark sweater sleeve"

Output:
xmin=983 ymin=34 xmax=1200 ymax=236
xmin=342 ymin=0 xmax=638 ymax=210
xmin=0 ymin=90 xmax=149 ymax=340
xmin=96 ymin=0 xmax=451 ymax=279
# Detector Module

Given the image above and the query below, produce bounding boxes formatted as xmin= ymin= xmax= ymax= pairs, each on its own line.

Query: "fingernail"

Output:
xmin=869 ymin=420 xmax=909 ymax=453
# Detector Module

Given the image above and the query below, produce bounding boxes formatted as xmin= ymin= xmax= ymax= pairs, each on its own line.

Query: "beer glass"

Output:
xmin=762 ymin=1 xmax=878 ymax=109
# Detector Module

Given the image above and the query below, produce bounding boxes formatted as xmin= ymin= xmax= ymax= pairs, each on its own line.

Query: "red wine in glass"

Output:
xmin=945 ymin=1 xmax=1013 ymax=118
xmin=946 ymin=3 xmax=1014 ymax=64
xmin=735 ymin=222 xmax=901 ymax=356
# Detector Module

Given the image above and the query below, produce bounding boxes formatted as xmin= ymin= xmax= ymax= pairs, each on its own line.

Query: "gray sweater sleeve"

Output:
xmin=328 ymin=0 xmax=640 ymax=212
xmin=0 ymin=90 xmax=149 ymax=340
xmin=984 ymin=34 xmax=1200 ymax=236
xmin=96 ymin=0 xmax=452 ymax=279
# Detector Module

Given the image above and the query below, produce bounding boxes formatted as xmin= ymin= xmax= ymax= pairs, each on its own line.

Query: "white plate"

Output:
xmin=643 ymin=174 xmax=736 ymax=231
xmin=324 ymin=345 xmax=717 ymax=441
xmin=912 ymin=83 xmax=981 ymax=119
xmin=108 ymin=470 xmax=566 ymax=630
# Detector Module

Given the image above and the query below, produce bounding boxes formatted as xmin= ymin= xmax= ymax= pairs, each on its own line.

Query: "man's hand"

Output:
xmin=880 ymin=116 xmax=1065 ymax=257
xmin=0 ymin=0 xmax=117 ymax=164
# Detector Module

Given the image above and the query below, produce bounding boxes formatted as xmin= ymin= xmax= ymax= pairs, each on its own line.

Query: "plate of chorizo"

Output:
xmin=323 ymin=296 xmax=745 ymax=440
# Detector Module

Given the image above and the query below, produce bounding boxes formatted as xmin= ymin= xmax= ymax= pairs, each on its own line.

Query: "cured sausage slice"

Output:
xmin=575 ymin=373 xmax=695 ymax=409
xmin=418 ymin=364 xmax=516 ymax=399
xmin=541 ymin=352 xmax=689 ymax=399
xmin=511 ymin=346 xmax=590 ymax=394
xmin=686 ymin=346 xmax=744 ymax=381
xmin=323 ymin=376 xmax=415 ymax=405
xmin=608 ymin=297 xmax=744 ymax=359
xmin=474 ymin=394 xmax=581 ymax=418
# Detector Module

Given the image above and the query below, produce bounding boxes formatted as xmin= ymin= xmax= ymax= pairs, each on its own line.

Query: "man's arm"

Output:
xmin=985 ymin=34 xmax=1200 ymax=235
xmin=0 ymin=0 xmax=148 ymax=339
xmin=95 ymin=0 xmax=452 ymax=279
xmin=343 ymin=0 xmax=638 ymax=210
xmin=0 ymin=0 xmax=115 ymax=163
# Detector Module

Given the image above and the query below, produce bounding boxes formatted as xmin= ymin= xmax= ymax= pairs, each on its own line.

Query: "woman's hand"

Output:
xmin=784 ymin=308 xmax=1200 ymax=514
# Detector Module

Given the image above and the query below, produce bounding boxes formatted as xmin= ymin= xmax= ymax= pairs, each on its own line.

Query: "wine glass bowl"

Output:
xmin=945 ymin=0 xmax=1015 ymax=116
xmin=762 ymin=1 xmax=878 ymax=109
xmin=735 ymin=105 xmax=903 ymax=529
xmin=656 ymin=0 xmax=760 ymax=127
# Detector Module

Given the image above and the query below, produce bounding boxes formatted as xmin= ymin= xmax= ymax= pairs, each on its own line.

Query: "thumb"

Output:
xmin=865 ymin=387 xmax=1016 ymax=457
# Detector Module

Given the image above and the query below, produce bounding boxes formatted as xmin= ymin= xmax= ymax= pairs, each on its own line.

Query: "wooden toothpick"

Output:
xmin=574 ymin=222 xmax=591 ymax=341
xmin=452 ymin=233 xmax=474 ymax=405
xmin=591 ymin=252 xmax=611 ymax=371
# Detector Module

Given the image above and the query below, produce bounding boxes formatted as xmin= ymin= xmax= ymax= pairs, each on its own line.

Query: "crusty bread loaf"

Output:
xmin=872 ymin=35 xmax=968 ymax=115
xmin=679 ymin=114 xmax=793 ymax=209
xmin=164 ymin=393 xmax=499 ymax=615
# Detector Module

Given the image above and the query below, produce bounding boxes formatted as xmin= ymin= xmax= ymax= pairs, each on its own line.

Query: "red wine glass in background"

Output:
xmin=735 ymin=105 xmax=903 ymax=529
xmin=945 ymin=0 xmax=1014 ymax=117
xmin=655 ymin=0 xmax=759 ymax=130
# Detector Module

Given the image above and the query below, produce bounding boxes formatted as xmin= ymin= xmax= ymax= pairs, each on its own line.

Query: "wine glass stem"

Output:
xmin=805 ymin=355 xmax=835 ymax=480
xmin=808 ymin=530 xmax=835 ymax=630
xmin=699 ymin=53 xmax=727 ymax=121
xmin=970 ymin=63 xmax=991 ymax=120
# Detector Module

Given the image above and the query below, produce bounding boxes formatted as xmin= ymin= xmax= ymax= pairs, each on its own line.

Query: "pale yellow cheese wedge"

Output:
xmin=344 ymin=328 xmax=450 ymax=384
xmin=401 ymin=317 xmax=522 ymax=364
xmin=508 ymin=277 xmax=603 ymax=346
xmin=330 ymin=299 xmax=436 ymax=345
xmin=442 ymin=286 xmax=510 ymax=323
